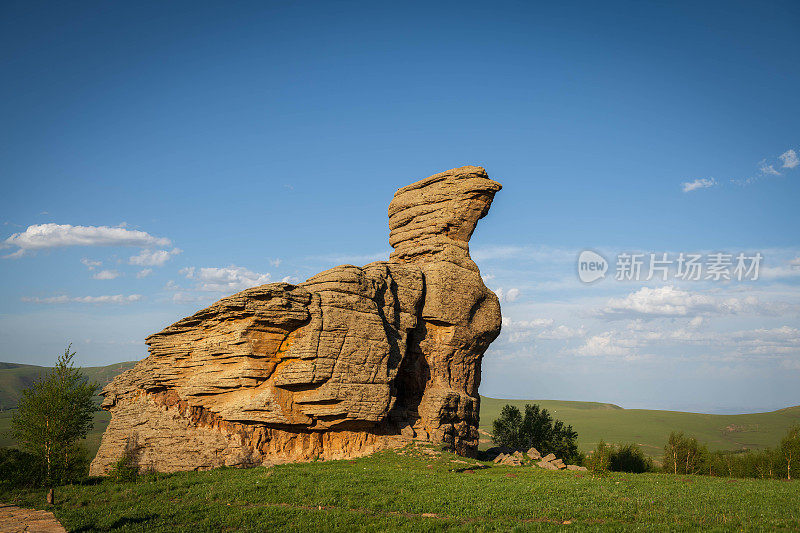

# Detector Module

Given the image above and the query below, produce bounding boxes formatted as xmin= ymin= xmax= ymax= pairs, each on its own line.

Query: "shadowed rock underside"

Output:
xmin=90 ymin=166 xmax=502 ymax=474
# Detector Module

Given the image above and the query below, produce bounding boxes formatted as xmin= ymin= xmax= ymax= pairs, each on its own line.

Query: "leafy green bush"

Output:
xmin=492 ymin=403 xmax=580 ymax=463
xmin=585 ymin=441 xmax=653 ymax=473
xmin=585 ymin=440 xmax=612 ymax=473
xmin=0 ymin=447 xmax=43 ymax=489
xmin=609 ymin=443 xmax=653 ymax=473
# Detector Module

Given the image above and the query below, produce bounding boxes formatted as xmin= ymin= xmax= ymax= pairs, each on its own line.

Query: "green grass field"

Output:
xmin=2 ymin=358 xmax=799 ymax=462
xmin=3 ymin=445 xmax=798 ymax=531
xmin=479 ymin=397 xmax=800 ymax=457
xmin=3 ymin=364 xmax=799 ymax=530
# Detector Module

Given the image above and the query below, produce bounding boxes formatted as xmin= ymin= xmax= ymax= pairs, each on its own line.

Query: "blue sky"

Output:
xmin=2 ymin=1 xmax=799 ymax=413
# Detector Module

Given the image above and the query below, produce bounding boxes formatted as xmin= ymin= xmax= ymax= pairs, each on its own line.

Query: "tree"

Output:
xmin=585 ymin=440 xmax=612 ymax=473
xmin=11 ymin=345 xmax=98 ymax=484
xmin=779 ymin=425 xmax=800 ymax=481
xmin=492 ymin=403 xmax=580 ymax=463
xmin=662 ymin=432 xmax=708 ymax=475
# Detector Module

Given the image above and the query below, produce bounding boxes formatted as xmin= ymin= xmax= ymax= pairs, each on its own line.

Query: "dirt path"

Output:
xmin=0 ymin=504 xmax=66 ymax=533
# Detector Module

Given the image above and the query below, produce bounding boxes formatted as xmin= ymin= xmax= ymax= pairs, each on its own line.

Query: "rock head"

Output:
xmin=90 ymin=166 xmax=502 ymax=474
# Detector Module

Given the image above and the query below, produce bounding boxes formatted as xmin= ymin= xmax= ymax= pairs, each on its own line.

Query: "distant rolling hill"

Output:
xmin=0 ymin=360 xmax=137 ymax=453
xmin=0 ymin=360 xmax=137 ymax=410
xmin=479 ymin=397 xmax=800 ymax=457
xmin=2 ymin=361 xmax=799 ymax=462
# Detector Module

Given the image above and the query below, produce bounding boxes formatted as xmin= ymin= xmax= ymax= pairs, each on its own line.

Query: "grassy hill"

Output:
xmin=0 ymin=360 xmax=136 ymax=451
xmin=479 ymin=397 xmax=800 ymax=457
xmin=0 ymin=360 xmax=137 ymax=410
xmin=3 ymin=445 xmax=799 ymax=531
xmin=3 ymin=361 xmax=799 ymax=462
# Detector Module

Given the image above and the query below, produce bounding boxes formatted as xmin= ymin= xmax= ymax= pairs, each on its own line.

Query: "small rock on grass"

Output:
xmin=537 ymin=460 xmax=559 ymax=470
xmin=526 ymin=447 xmax=541 ymax=460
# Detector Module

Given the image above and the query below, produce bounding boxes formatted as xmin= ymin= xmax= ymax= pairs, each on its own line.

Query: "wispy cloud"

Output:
xmin=179 ymin=265 xmax=271 ymax=292
xmin=596 ymin=285 xmax=791 ymax=319
xmin=681 ymin=178 xmax=716 ymax=193
xmin=685 ymin=148 xmax=798 ymax=191
xmin=92 ymin=269 xmax=120 ymax=280
xmin=129 ymin=248 xmax=182 ymax=267
xmin=499 ymin=316 xmax=585 ymax=343
xmin=311 ymin=251 xmax=390 ymax=265
xmin=21 ymin=294 xmax=142 ymax=304
xmin=471 ymin=245 xmax=576 ymax=262
xmin=573 ymin=322 xmax=800 ymax=362
xmin=575 ymin=332 xmax=636 ymax=358
xmin=81 ymin=258 xmax=102 ymax=270
xmin=759 ymin=160 xmax=781 ymax=176
xmin=779 ymin=149 xmax=799 ymax=169
xmin=3 ymin=223 xmax=170 ymax=258
xmin=136 ymin=268 xmax=153 ymax=279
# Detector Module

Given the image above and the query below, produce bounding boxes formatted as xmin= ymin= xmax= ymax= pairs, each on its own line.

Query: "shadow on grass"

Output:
xmin=73 ymin=513 xmax=158 ymax=532
xmin=451 ymin=464 xmax=491 ymax=473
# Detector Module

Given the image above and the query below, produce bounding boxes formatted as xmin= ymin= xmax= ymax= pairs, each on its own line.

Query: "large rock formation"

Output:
xmin=90 ymin=166 xmax=502 ymax=474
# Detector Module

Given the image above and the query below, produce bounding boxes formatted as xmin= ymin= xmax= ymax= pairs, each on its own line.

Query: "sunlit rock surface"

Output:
xmin=90 ymin=166 xmax=502 ymax=474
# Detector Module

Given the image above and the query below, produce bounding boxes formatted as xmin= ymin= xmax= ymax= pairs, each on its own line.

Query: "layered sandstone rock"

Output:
xmin=90 ymin=166 xmax=502 ymax=475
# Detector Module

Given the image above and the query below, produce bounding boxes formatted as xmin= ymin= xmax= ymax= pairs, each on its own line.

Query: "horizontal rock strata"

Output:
xmin=90 ymin=166 xmax=502 ymax=474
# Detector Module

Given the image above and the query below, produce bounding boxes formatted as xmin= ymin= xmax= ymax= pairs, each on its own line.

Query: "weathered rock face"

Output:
xmin=90 ymin=166 xmax=502 ymax=475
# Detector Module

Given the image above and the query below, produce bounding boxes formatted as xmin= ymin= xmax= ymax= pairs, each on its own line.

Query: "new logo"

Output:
xmin=578 ymin=250 xmax=607 ymax=283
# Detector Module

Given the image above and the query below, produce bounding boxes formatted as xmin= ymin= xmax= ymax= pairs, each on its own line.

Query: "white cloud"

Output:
xmin=136 ymin=268 xmax=153 ymax=279
xmin=597 ymin=286 xmax=788 ymax=319
xmin=537 ymin=324 xmax=586 ymax=340
xmin=730 ymin=176 xmax=758 ymax=187
xmin=681 ymin=178 xmax=716 ymax=193
xmin=129 ymin=248 xmax=182 ymax=267
xmin=81 ymin=258 xmax=102 ymax=270
xmin=180 ymin=265 xmax=271 ymax=292
xmin=21 ymin=294 xmax=142 ymax=304
xmin=779 ymin=149 xmax=799 ymax=169
xmin=92 ymin=269 xmax=120 ymax=280
xmin=760 ymin=261 xmax=800 ymax=280
xmin=171 ymin=292 xmax=210 ymax=304
xmin=269 ymin=258 xmax=282 ymax=268
xmin=281 ymin=275 xmax=300 ymax=284
xmin=499 ymin=316 xmax=585 ymax=343
xmin=571 ymin=321 xmax=800 ymax=362
xmin=494 ymin=287 xmax=521 ymax=302
xmin=600 ymin=286 xmax=716 ymax=318
xmin=576 ymin=332 xmax=632 ymax=357
xmin=502 ymin=317 xmax=554 ymax=329
xmin=759 ymin=161 xmax=781 ymax=176
xmin=3 ymin=223 xmax=170 ymax=257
